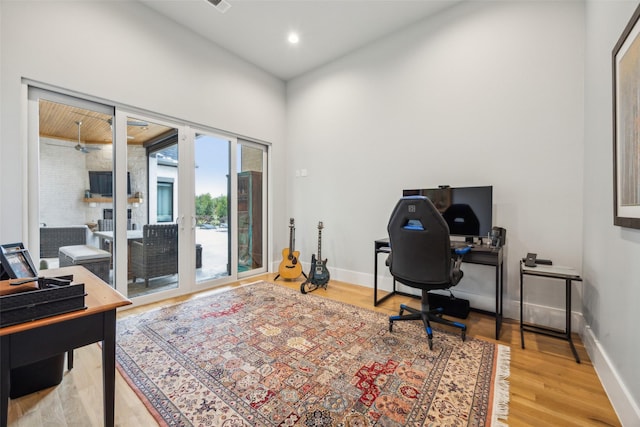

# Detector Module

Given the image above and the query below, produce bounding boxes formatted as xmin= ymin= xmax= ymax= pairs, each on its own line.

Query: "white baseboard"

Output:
xmin=582 ymin=326 xmax=640 ymax=426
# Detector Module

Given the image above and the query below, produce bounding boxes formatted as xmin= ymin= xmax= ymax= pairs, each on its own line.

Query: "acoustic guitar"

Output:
xmin=277 ymin=218 xmax=303 ymax=280
xmin=301 ymin=221 xmax=330 ymax=294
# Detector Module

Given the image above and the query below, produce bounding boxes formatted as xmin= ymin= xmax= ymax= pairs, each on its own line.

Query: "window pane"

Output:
xmin=195 ymin=133 xmax=230 ymax=282
xmin=38 ymin=99 xmax=114 ymax=286
xmin=157 ymin=181 xmax=174 ymax=222
xmin=237 ymin=143 xmax=265 ymax=273
xmin=127 ymin=122 xmax=179 ymax=298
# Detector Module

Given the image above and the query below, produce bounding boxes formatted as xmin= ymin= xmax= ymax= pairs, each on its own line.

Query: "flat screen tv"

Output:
xmin=89 ymin=171 xmax=131 ymax=197
xmin=403 ymin=186 xmax=493 ymax=240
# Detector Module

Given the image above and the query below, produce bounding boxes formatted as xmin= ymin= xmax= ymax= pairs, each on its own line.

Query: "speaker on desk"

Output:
xmin=490 ymin=227 xmax=506 ymax=247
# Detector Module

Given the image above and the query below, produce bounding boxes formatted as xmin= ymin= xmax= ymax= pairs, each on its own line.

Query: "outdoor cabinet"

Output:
xmin=237 ymin=171 xmax=262 ymax=271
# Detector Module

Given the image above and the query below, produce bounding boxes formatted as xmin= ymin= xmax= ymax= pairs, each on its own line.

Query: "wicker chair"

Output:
xmin=97 ymin=219 xmax=134 ymax=231
xmin=97 ymin=219 xmax=133 ymax=251
xmin=40 ymin=226 xmax=89 ymax=258
xmin=131 ymin=224 xmax=178 ymax=287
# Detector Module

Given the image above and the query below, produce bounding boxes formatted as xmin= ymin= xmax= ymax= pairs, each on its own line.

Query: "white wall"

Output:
xmin=287 ymin=1 xmax=585 ymax=322
xmin=0 ymin=0 xmax=286 ymax=246
xmin=584 ymin=1 xmax=640 ymax=424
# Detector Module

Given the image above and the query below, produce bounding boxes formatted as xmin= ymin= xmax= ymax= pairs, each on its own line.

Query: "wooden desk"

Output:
xmin=374 ymin=238 xmax=505 ymax=340
xmin=520 ymin=261 xmax=582 ymax=363
xmin=0 ymin=266 xmax=131 ymax=427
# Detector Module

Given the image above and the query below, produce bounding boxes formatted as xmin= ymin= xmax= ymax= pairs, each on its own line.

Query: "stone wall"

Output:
xmin=39 ymin=137 xmax=147 ymax=228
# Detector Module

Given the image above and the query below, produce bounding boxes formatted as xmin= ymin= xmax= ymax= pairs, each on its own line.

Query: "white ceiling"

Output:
xmin=138 ymin=0 xmax=462 ymax=81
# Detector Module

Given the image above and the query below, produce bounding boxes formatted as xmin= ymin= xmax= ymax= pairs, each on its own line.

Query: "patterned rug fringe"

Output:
xmin=492 ymin=344 xmax=511 ymax=426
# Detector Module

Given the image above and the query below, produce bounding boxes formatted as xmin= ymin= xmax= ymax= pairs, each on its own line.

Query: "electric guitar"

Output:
xmin=301 ymin=221 xmax=330 ymax=294
xmin=277 ymin=218 xmax=303 ymax=280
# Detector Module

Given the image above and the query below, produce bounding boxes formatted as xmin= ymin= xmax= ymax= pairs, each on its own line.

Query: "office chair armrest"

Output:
xmin=451 ymin=246 xmax=471 ymax=285
xmin=453 ymin=246 xmax=471 ymax=268
xmin=454 ymin=246 xmax=472 ymax=257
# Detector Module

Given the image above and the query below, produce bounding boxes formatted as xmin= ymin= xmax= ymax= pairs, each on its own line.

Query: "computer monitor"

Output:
xmin=403 ymin=186 xmax=493 ymax=240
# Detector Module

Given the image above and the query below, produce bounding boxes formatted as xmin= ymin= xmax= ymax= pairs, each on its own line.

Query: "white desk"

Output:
xmin=519 ymin=260 xmax=582 ymax=363
xmin=93 ymin=230 xmax=143 ymax=279
xmin=93 ymin=230 xmax=143 ymax=241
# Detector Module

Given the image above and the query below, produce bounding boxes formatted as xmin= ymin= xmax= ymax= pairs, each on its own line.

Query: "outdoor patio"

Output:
xmin=41 ymin=227 xmax=230 ymax=299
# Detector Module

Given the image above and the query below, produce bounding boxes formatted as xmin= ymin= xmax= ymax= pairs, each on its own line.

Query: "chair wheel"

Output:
xmin=461 ymin=330 xmax=466 ymax=342
xmin=389 ymin=320 xmax=393 ymax=332
xmin=300 ymin=282 xmax=307 ymax=294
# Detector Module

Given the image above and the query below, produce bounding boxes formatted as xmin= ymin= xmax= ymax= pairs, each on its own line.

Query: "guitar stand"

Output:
xmin=274 ymin=271 xmax=308 ymax=281
xmin=300 ymin=279 xmax=327 ymax=294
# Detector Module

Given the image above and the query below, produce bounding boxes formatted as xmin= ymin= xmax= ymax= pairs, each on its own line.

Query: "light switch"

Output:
xmin=301 ymin=169 xmax=308 ymax=177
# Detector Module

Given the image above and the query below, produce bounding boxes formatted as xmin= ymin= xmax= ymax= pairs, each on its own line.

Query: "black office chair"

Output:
xmin=387 ymin=196 xmax=470 ymax=350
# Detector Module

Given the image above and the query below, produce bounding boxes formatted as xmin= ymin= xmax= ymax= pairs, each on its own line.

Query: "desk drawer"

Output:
xmin=7 ymin=314 xmax=104 ymax=368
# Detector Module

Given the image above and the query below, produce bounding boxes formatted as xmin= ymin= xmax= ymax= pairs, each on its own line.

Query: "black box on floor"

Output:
xmin=10 ymin=353 xmax=65 ymax=398
xmin=427 ymin=292 xmax=470 ymax=319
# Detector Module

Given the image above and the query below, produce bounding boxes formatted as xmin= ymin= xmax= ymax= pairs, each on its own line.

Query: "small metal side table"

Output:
xmin=519 ymin=260 xmax=582 ymax=363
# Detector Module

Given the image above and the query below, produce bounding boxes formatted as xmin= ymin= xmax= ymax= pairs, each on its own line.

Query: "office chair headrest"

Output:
xmin=387 ymin=196 xmax=453 ymax=286
xmin=388 ymin=196 xmax=449 ymax=234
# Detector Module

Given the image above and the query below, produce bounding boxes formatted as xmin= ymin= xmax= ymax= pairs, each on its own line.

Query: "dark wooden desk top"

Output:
xmin=375 ymin=237 xmax=503 ymax=265
xmin=0 ymin=266 xmax=131 ymax=336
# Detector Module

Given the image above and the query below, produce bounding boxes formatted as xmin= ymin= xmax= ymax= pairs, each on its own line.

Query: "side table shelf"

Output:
xmin=519 ymin=260 xmax=582 ymax=363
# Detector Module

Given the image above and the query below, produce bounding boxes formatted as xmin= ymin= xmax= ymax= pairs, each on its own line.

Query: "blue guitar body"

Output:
xmin=309 ymin=253 xmax=330 ymax=286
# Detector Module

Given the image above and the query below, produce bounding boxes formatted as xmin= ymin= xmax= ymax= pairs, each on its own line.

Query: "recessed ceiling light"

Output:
xmin=288 ymin=32 xmax=300 ymax=45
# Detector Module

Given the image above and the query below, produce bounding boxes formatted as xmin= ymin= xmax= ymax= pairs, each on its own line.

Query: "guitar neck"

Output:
xmin=288 ymin=219 xmax=295 ymax=258
xmin=289 ymin=228 xmax=294 ymax=253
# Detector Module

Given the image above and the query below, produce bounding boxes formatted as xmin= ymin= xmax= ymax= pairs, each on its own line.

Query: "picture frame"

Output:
xmin=0 ymin=243 xmax=38 ymax=279
xmin=613 ymin=4 xmax=640 ymax=229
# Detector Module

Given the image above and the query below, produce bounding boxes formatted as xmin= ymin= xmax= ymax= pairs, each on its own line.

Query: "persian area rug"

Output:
xmin=116 ymin=281 xmax=510 ymax=426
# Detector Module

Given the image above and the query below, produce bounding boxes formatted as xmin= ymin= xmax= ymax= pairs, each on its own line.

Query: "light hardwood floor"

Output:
xmin=8 ymin=274 xmax=621 ymax=426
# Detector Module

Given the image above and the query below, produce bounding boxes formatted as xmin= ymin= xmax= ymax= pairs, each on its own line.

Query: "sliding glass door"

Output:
xmin=194 ymin=132 xmax=232 ymax=284
xmin=237 ymin=139 xmax=267 ymax=277
xmin=29 ymin=86 xmax=270 ymax=306
xmin=124 ymin=116 xmax=181 ymax=299
xmin=30 ymin=89 xmax=116 ymax=284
